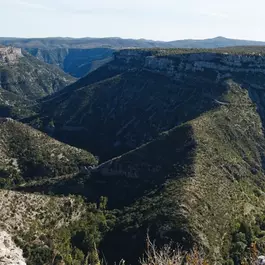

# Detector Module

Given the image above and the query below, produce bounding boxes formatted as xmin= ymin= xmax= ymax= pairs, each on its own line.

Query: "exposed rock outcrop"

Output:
xmin=0 ymin=47 xmax=23 ymax=65
xmin=0 ymin=231 xmax=26 ymax=265
xmin=0 ymin=46 xmax=75 ymax=118
xmin=115 ymin=49 xmax=265 ymax=76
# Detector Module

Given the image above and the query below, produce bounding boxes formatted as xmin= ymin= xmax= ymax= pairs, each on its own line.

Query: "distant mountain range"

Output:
xmin=1 ymin=36 xmax=265 ymax=77
xmin=1 ymin=36 xmax=265 ymax=49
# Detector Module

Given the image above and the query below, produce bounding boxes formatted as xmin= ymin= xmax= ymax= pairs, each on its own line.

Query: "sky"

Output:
xmin=0 ymin=0 xmax=264 ymax=41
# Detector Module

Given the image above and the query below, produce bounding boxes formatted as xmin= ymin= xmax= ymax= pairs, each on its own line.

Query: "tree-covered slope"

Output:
xmin=0 ymin=118 xmax=97 ymax=188
xmin=0 ymin=117 xmax=111 ymax=265
xmin=0 ymin=48 xmax=74 ymax=100
xmin=0 ymin=46 xmax=75 ymax=118
xmin=37 ymin=70 xmax=222 ymax=161
xmin=18 ymin=47 xmax=265 ymax=264
xmin=103 ymin=83 xmax=265 ymax=264
xmin=0 ymin=189 xmax=113 ymax=265
xmin=22 ymin=82 xmax=265 ymax=264
xmin=33 ymin=47 xmax=265 ymax=162
xmin=0 ymin=88 xmax=34 ymax=118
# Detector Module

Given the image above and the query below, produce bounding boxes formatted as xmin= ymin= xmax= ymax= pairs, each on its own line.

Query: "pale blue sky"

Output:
xmin=0 ymin=0 xmax=264 ymax=41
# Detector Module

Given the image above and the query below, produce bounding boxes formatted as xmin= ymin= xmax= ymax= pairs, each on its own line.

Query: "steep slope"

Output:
xmin=0 ymin=120 xmax=113 ymax=265
xmin=0 ymin=118 xmax=97 ymax=188
xmin=0 ymin=46 xmax=75 ymax=118
xmin=0 ymin=89 xmax=33 ymax=118
xmin=39 ymin=69 xmax=221 ymax=161
xmin=33 ymin=47 xmax=265 ymax=162
xmin=22 ymin=82 xmax=265 ymax=264
xmin=99 ymin=83 xmax=265 ymax=264
xmin=18 ymin=47 xmax=265 ymax=264
xmin=0 ymin=47 xmax=74 ymax=100
xmin=0 ymin=189 xmax=111 ymax=265
xmin=26 ymin=47 xmax=114 ymax=77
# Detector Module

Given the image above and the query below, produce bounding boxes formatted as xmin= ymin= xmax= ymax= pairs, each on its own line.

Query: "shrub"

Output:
xmin=140 ymin=236 xmax=209 ymax=265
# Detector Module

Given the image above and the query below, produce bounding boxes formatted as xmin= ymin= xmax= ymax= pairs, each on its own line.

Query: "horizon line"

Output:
xmin=1 ymin=35 xmax=265 ymax=43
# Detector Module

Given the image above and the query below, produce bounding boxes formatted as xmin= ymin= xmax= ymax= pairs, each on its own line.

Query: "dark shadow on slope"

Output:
xmin=31 ymin=67 xmax=230 ymax=162
xmin=16 ymin=124 xmax=196 ymax=207
xmin=99 ymin=209 xmax=194 ymax=265
xmin=37 ymin=63 xmax=121 ymax=105
xmin=94 ymin=125 xmax=197 ymax=264
xmin=15 ymin=124 xmax=197 ymax=264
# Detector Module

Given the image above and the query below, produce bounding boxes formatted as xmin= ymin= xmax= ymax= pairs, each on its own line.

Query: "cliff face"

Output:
xmin=0 ymin=47 xmax=75 ymax=118
xmin=114 ymin=49 xmax=265 ymax=74
xmin=0 ymin=47 xmax=23 ymax=65
xmin=113 ymin=49 xmax=265 ymax=124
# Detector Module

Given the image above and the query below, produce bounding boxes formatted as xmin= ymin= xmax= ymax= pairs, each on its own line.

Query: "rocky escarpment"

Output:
xmin=0 ymin=47 xmax=23 ymax=65
xmin=0 ymin=231 xmax=26 ymax=265
xmin=0 ymin=49 xmax=75 ymax=100
xmin=0 ymin=47 xmax=75 ymax=118
xmin=114 ymin=48 xmax=265 ymax=120
xmin=114 ymin=48 xmax=265 ymax=75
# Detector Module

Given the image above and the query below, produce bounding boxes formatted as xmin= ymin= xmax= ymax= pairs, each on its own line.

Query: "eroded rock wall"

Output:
xmin=0 ymin=47 xmax=23 ymax=64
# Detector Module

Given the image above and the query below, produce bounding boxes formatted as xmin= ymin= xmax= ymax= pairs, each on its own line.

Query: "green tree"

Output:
xmin=99 ymin=196 xmax=108 ymax=210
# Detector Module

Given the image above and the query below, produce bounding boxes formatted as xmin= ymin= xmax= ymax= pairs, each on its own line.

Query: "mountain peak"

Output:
xmin=212 ymin=36 xmax=227 ymax=40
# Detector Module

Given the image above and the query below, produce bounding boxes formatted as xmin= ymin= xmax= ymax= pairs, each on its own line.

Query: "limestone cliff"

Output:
xmin=0 ymin=47 xmax=23 ymax=65
xmin=114 ymin=49 xmax=265 ymax=75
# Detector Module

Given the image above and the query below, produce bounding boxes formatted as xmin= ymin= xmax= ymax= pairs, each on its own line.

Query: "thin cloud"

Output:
xmin=70 ymin=7 xmax=144 ymax=16
xmin=67 ymin=7 xmax=121 ymax=14
xmin=16 ymin=0 xmax=55 ymax=11
xmin=199 ymin=11 xmax=229 ymax=19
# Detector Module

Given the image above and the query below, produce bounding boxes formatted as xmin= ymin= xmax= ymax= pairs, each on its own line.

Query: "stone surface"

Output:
xmin=0 ymin=231 xmax=26 ymax=265
xmin=0 ymin=47 xmax=23 ymax=65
